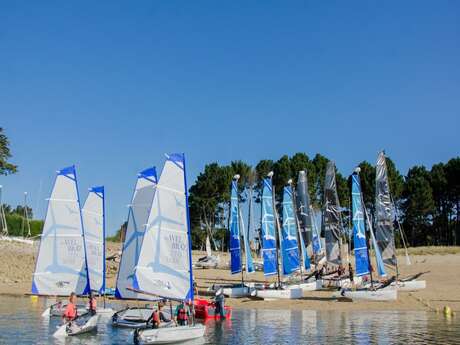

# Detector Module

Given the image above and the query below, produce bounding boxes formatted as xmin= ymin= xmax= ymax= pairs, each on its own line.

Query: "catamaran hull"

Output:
xmin=134 ymin=324 xmax=206 ymax=345
xmin=252 ymin=288 xmax=303 ymax=300
xmin=334 ymin=287 xmax=397 ymax=301
xmin=322 ymin=276 xmax=363 ymax=289
xmin=53 ymin=314 xmax=100 ymax=338
xmin=222 ymin=286 xmax=252 ymax=297
xmin=393 ymin=280 xmax=426 ymax=291
xmin=286 ymin=280 xmax=322 ymax=292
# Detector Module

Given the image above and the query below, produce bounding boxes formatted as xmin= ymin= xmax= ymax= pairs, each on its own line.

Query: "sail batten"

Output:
xmin=322 ymin=162 xmax=343 ymax=266
xmin=115 ymin=167 xmax=157 ymax=300
xmin=375 ymin=152 xmax=397 ymax=268
xmin=82 ymin=186 xmax=105 ymax=294
xmin=32 ymin=166 xmax=90 ymax=296
xmin=134 ymin=154 xmax=194 ymax=301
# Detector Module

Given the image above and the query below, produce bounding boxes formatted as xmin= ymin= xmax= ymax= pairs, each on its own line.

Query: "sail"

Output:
xmin=296 ymin=171 xmax=312 ymax=269
xmin=205 ymin=236 xmax=212 ymax=257
xmin=134 ymin=154 xmax=194 ymax=301
xmin=82 ymin=186 xmax=105 ymax=294
xmin=311 ymin=208 xmax=322 ymax=255
xmin=351 ymin=173 xmax=370 ymax=276
xmin=239 ymin=207 xmax=255 ymax=274
xmin=32 ymin=166 xmax=89 ymax=296
xmin=260 ymin=177 xmax=278 ymax=276
xmin=322 ymin=162 xmax=342 ymax=266
xmin=115 ymin=167 xmax=157 ymax=300
xmin=280 ymin=185 xmax=300 ymax=275
xmin=229 ymin=180 xmax=242 ymax=274
xmin=375 ymin=152 xmax=397 ymax=267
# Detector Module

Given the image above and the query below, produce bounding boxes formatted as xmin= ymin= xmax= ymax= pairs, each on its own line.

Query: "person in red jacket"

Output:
xmin=63 ymin=293 xmax=78 ymax=322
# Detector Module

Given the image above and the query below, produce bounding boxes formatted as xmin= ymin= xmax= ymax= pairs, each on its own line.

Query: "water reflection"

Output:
xmin=0 ymin=296 xmax=458 ymax=345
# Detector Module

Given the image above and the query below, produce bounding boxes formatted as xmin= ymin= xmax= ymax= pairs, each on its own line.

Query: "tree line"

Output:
xmin=188 ymin=153 xmax=460 ymax=250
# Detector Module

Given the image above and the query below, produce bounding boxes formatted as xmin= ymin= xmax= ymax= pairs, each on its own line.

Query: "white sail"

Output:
xmin=134 ymin=153 xmax=193 ymax=301
xmin=32 ymin=166 xmax=89 ymax=296
xmin=205 ymin=235 xmax=212 ymax=257
xmin=115 ymin=167 xmax=158 ymax=300
xmin=82 ymin=186 xmax=105 ymax=294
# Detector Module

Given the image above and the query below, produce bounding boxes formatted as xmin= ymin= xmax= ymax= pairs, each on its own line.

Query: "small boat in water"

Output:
xmin=53 ymin=313 xmax=100 ymax=338
xmin=131 ymin=154 xmax=206 ymax=344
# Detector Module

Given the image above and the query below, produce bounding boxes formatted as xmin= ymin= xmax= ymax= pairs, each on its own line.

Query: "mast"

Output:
xmin=290 ymin=179 xmax=306 ymax=280
xmin=271 ymin=179 xmax=282 ymax=288
xmin=0 ymin=186 xmax=8 ymax=236
xmin=22 ymin=192 xmax=31 ymax=238
xmin=235 ymin=175 xmax=245 ymax=286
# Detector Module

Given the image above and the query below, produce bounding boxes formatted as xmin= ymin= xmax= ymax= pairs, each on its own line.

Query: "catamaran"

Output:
xmin=334 ymin=168 xmax=397 ymax=301
xmin=252 ymin=172 xmax=302 ymax=300
xmin=81 ymin=186 xmax=113 ymax=314
xmin=131 ymin=153 xmax=205 ymax=345
xmin=31 ymin=166 xmax=100 ymax=336
xmin=112 ymin=167 xmax=160 ymax=328
xmin=374 ymin=152 xmax=426 ymax=292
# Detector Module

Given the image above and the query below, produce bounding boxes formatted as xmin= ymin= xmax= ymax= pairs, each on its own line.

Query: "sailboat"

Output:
xmin=252 ymin=172 xmax=302 ymax=300
xmin=81 ymin=186 xmax=113 ymax=314
xmin=132 ymin=153 xmax=205 ymax=345
xmin=112 ymin=167 xmax=160 ymax=328
xmin=31 ymin=166 xmax=100 ymax=335
xmin=374 ymin=152 xmax=426 ymax=291
xmin=320 ymin=161 xmax=349 ymax=288
xmin=334 ymin=168 xmax=397 ymax=301
xmin=212 ymin=174 xmax=256 ymax=297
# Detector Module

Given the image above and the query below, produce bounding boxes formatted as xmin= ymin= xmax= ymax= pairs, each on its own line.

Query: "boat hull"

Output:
xmin=253 ymin=288 xmax=303 ymax=300
xmin=135 ymin=324 xmax=206 ymax=345
xmin=53 ymin=314 xmax=100 ymax=338
xmin=334 ymin=287 xmax=397 ymax=301
xmin=112 ymin=307 xmax=153 ymax=329
xmin=286 ymin=279 xmax=322 ymax=291
xmin=393 ymin=280 xmax=426 ymax=291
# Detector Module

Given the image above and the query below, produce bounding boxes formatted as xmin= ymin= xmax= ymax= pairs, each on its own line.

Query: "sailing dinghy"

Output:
xmin=132 ymin=153 xmax=205 ymax=344
xmin=81 ymin=186 xmax=113 ymax=314
xmin=252 ymin=173 xmax=302 ymax=300
xmin=375 ymin=152 xmax=426 ymax=292
xmin=333 ymin=168 xmax=397 ymax=301
xmin=112 ymin=167 xmax=159 ymax=327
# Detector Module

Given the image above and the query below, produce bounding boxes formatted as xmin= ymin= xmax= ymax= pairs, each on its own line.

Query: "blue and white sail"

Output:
xmin=281 ymin=184 xmax=300 ymax=275
xmin=295 ymin=171 xmax=312 ymax=270
xmin=82 ymin=186 xmax=105 ymax=294
xmin=32 ymin=166 xmax=90 ymax=296
xmin=115 ymin=167 xmax=157 ymax=300
xmin=134 ymin=154 xmax=194 ymax=301
xmin=260 ymin=174 xmax=278 ymax=276
xmin=311 ymin=209 xmax=323 ymax=255
xmin=351 ymin=171 xmax=370 ymax=277
xmin=240 ymin=207 xmax=255 ymax=274
xmin=229 ymin=177 xmax=242 ymax=274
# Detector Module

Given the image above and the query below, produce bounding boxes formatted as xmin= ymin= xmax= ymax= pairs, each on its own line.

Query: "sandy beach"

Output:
xmin=1 ymin=240 xmax=459 ymax=313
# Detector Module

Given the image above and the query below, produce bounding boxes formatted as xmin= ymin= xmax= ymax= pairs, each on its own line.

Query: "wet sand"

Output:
xmin=1 ymin=240 xmax=459 ymax=313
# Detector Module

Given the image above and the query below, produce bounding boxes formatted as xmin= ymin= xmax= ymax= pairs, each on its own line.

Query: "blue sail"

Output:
xmin=351 ymin=173 xmax=370 ymax=276
xmin=311 ymin=209 xmax=322 ymax=255
xmin=229 ymin=180 xmax=242 ymax=274
xmin=370 ymin=224 xmax=387 ymax=277
xmin=240 ymin=208 xmax=255 ymax=274
xmin=298 ymin=217 xmax=310 ymax=271
xmin=261 ymin=177 xmax=278 ymax=276
xmin=281 ymin=186 xmax=300 ymax=275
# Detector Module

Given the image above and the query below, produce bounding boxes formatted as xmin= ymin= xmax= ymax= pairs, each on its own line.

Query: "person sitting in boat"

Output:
xmin=214 ymin=288 xmax=225 ymax=320
xmin=175 ymin=301 xmax=190 ymax=326
xmin=88 ymin=292 xmax=97 ymax=315
xmin=63 ymin=292 xmax=78 ymax=322
xmin=146 ymin=309 xmax=161 ymax=329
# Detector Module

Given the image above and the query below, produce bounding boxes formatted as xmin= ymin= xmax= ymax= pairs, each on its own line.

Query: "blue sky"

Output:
xmin=1 ymin=1 xmax=459 ymax=235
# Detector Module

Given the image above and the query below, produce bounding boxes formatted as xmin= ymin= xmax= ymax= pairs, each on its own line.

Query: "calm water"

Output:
xmin=0 ymin=296 xmax=458 ymax=345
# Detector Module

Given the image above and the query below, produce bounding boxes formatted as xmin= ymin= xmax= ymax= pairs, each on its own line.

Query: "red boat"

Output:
xmin=194 ymin=298 xmax=232 ymax=320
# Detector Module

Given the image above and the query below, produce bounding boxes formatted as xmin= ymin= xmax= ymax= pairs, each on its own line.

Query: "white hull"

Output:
xmin=253 ymin=288 xmax=303 ymax=300
xmin=222 ymin=286 xmax=251 ymax=298
xmin=135 ymin=324 xmax=205 ymax=345
xmin=53 ymin=314 xmax=100 ymax=338
xmin=393 ymin=280 xmax=426 ymax=291
xmin=322 ymin=276 xmax=362 ymax=289
xmin=334 ymin=287 xmax=397 ymax=301
xmin=286 ymin=279 xmax=322 ymax=292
